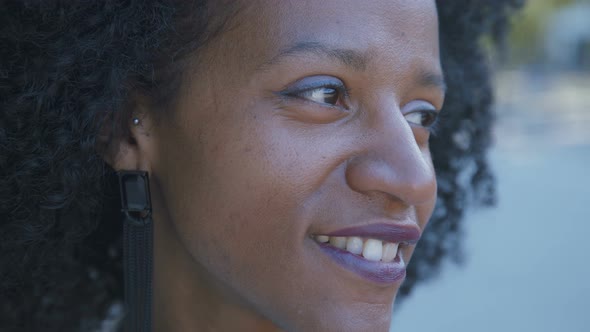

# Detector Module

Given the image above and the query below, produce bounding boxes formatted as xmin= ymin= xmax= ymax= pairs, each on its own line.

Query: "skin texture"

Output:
xmin=110 ymin=0 xmax=444 ymax=330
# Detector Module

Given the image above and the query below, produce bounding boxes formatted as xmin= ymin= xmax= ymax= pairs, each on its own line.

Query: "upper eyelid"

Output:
xmin=402 ymin=100 xmax=439 ymax=113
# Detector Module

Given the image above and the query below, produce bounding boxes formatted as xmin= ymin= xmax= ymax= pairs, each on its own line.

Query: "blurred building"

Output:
xmin=544 ymin=1 xmax=590 ymax=70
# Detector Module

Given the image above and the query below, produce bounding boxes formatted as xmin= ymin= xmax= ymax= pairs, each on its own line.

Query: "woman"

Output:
xmin=0 ymin=0 xmax=522 ymax=331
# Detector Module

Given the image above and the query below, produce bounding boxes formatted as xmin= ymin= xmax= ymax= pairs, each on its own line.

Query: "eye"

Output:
xmin=298 ymin=86 xmax=342 ymax=106
xmin=280 ymin=76 xmax=349 ymax=108
xmin=402 ymin=100 xmax=441 ymax=132
xmin=404 ymin=110 xmax=439 ymax=128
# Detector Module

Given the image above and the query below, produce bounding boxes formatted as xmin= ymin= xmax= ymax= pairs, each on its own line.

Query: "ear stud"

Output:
xmin=132 ymin=118 xmax=140 ymax=125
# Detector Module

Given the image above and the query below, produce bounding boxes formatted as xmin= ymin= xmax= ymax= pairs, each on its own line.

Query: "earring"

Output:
xmin=117 ymin=171 xmax=153 ymax=332
xmin=118 ymin=171 xmax=151 ymax=223
xmin=132 ymin=118 xmax=140 ymax=126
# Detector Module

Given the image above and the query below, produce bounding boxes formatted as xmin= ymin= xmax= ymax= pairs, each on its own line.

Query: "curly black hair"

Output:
xmin=0 ymin=1 xmax=523 ymax=331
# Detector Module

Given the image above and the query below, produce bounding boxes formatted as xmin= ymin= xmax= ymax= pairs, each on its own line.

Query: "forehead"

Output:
xmin=200 ymin=0 xmax=440 ymax=86
xmin=242 ymin=1 xmax=435 ymax=52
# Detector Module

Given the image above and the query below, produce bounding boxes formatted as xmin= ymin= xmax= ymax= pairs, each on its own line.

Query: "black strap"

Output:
xmin=118 ymin=171 xmax=153 ymax=332
xmin=124 ymin=217 xmax=153 ymax=332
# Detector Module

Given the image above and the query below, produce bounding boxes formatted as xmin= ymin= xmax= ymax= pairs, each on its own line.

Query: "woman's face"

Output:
xmin=143 ymin=0 xmax=444 ymax=330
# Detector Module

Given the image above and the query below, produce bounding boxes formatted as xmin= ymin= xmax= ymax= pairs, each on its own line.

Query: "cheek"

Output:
xmin=153 ymin=111 xmax=325 ymax=289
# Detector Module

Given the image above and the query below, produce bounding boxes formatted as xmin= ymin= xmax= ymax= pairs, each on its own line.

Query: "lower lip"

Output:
xmin=316 ymin=242 xmax=406 ymax=285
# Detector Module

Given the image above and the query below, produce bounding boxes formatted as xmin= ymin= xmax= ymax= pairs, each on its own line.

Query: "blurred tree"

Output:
xmin=506 ymin=0 xmax=585 ymax=67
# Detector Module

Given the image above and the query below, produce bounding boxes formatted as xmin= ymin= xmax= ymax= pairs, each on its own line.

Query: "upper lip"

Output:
xmin=320 ymin=222 xmax=422 ymax=245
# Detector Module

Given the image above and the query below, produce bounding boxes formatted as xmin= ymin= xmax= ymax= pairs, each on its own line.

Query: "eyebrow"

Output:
xmin=260 ymin=41 xmax=370 ymax=71
xmin=418 ymin=70 xmax=447 ymax=94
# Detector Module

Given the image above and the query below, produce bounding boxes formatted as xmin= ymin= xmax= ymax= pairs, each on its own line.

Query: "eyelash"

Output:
xmin=427 ymin=113 xmax=441 ymax=135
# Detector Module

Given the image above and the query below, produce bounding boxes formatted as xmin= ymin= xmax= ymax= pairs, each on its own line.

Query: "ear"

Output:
xmin=98 ymin=110 xmax=155 ymax=173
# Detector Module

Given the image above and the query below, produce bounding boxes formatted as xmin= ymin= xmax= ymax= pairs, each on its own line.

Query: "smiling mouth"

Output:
xmin=312 ymin=235 xmax=404 ymax=263
xmin=310 ymin=223 xmax=421 ymax=284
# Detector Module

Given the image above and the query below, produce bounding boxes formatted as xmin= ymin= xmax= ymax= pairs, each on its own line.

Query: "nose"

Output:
xmin=345 ymin=104 xmax=437 ymax=206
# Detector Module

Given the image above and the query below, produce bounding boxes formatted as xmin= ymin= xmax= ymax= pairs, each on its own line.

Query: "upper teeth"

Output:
xmin=314 ymin=235 xmax=400 ymax=262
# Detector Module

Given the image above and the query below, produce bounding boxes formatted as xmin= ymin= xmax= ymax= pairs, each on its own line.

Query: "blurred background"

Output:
xmin=392 ymin=0 xmax=590 ymax=331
